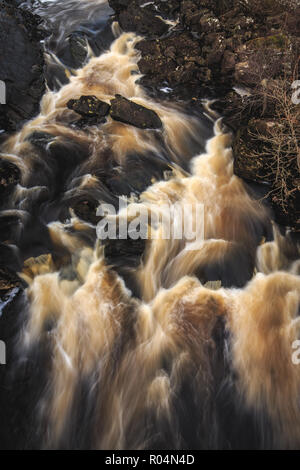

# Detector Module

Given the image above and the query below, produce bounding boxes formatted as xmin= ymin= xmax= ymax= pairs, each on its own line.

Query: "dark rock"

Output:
xmin=0 ymin=244 xmax=21 ymax=272
xmin=152 ymin=0 xmax=181 ymax=18
xmin=0 ymin=2 xmax=46 ymax=131
xmin=0 ymin=267 xmax=23 ymax=301
xmin=66 ymin=33 xmax=87 ymax=68
xmin=67 ymin=96 xmax=111 ymax=128
xmin=137 ymin=32 xmax=206 ymax=89
xmin=91 ymin=22 xmax=116 ymax=58
xmin=180 ymin=1 xmax=207 ymax=31
xmin=119 ymin=7 xmax=168 ymax=37
xmin=110 ymin=95 xmax=163 ymax=130
xmin=25 ymin=131 xmax=54 ymax=150
xmin=0 ymin=158 xmax=21 ymax=199
xmin=199 ymin=11 xmax=221 ymax=33
xmin=72 ymin=199 xmax=101 ymax=226
xmin=57 ymin=32 xmax=88 ymax=69
xmin=108 ymin=0 xmax=129 ymax=13
xmin=210 ymin=91 xmax=252 ymax=129
xmin=104 ymin=237 xmax=145 ymax=270
xmin=204 ymin=33 xmax=226 ymax=66
xmin=67 ymin=96 xmax=110 ymax=118
xmin=221 ymin=12 xmax=255 ymax=35
xmin=221 ymin=50 xmax=236 ymax=74
xmin=0 ymin=262 xmax=30 ymax=452
xmin=0 ymin=213 xmax=21 ymax=244
xmin=109 ymin=1 xmax=169 ymax=37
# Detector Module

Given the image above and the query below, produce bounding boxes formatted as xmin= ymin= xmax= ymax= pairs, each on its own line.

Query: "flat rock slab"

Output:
xmin=110 ymin=95 xmax=163 ymax=130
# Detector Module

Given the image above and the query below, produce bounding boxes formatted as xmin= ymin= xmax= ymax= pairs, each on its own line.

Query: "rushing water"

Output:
xmin=1 ymin=0 xmax=300 ymax=450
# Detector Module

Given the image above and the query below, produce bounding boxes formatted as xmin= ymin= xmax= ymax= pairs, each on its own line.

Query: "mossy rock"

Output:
xmin=246 ymin=34 xmax=289 ymax=51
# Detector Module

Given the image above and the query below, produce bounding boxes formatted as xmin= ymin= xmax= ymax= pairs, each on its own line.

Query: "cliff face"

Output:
xmin=0 ymin=1 xmax=46 ymax=133
xmin=109 ymin=0 xmax=300 ymax=231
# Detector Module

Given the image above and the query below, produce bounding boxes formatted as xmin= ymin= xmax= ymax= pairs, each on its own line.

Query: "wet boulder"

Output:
xmin=72 ymin=198 xmax=102 ymax=226
xmin=57 ymin=32 xmax=88 ymax=69
xmin=0 ymin=158 xmax=21 ymax=199
xmin=0 ymin=244 xmax=20 ymax=273
xmin=67 ymin=95 xmax=110 ymax=128
xmin=108 ymin=0 xmax=129 ymax=14
xmin=25 ymin=131 xmax=54 ymax=150
xmin=0 ymin=267 xmax=23 ymax=303
xmin=110 ymin=1 xmax=169 ymax=37
xmin=110 ymin=95 xmax=163 ymax=130
xmin=67 ymin=95 xmax=110 ymax=119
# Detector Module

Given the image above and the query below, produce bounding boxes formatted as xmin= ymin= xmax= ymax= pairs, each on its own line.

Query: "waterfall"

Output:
xmin=0 ymin=0 xmax=299 ymax=450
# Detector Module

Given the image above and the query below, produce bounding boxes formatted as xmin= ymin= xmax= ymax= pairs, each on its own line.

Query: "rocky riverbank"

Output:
xmin=109 ymin=0 xmax=300 ymax=231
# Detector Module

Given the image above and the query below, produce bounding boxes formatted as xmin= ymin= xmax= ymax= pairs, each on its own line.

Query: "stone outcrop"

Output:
xmin=109 ymin=0 xmax=300 ymax=231
xmin=0 ymin=1 xmax=46 ymax=132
